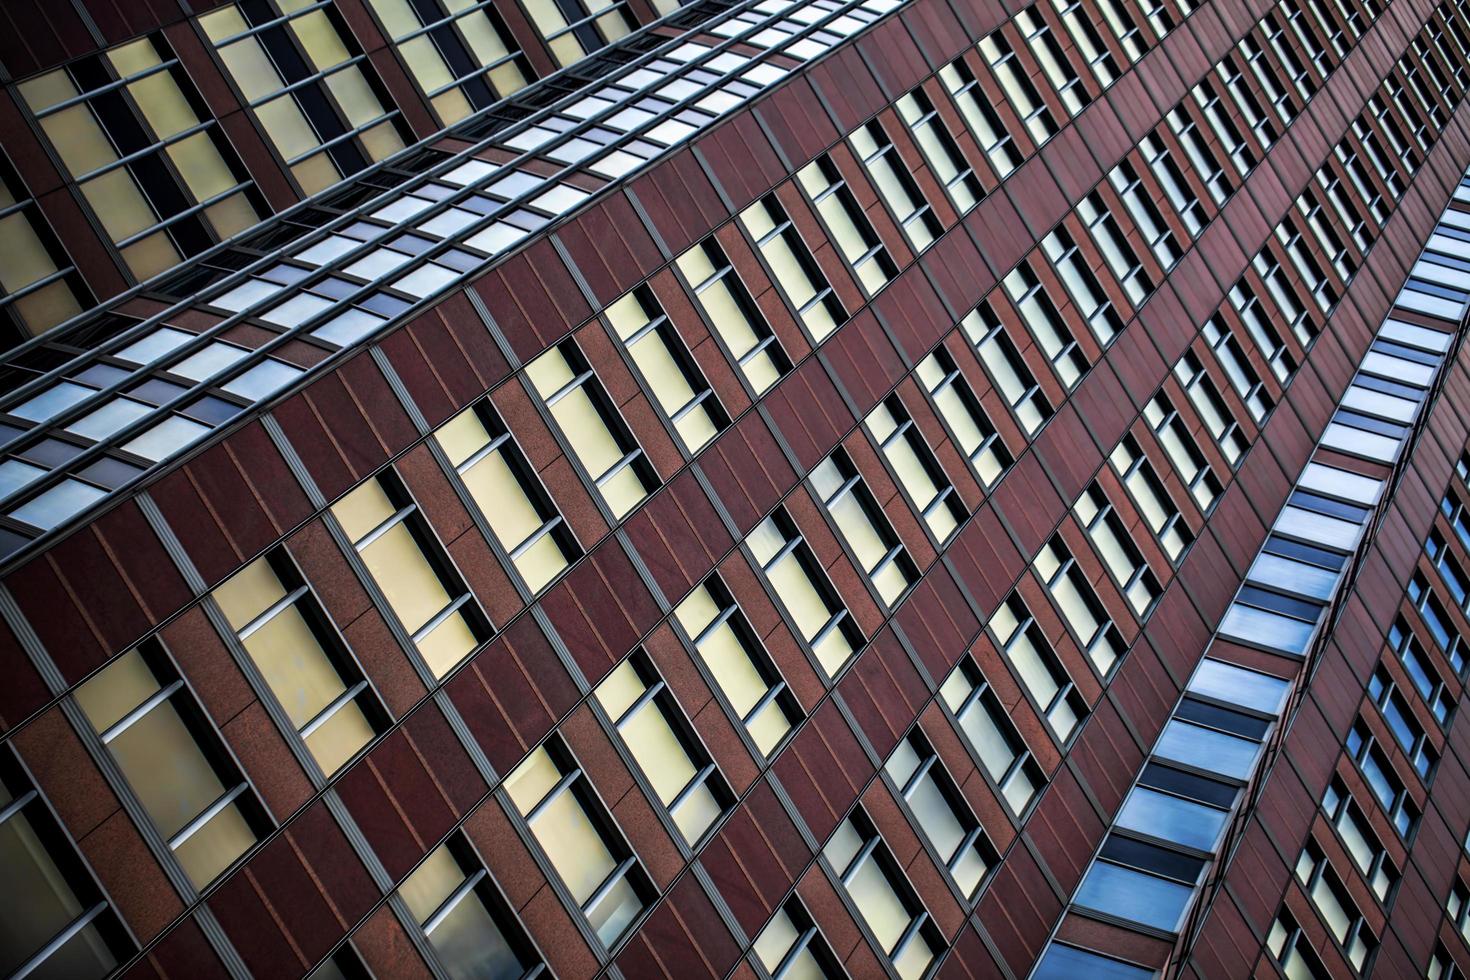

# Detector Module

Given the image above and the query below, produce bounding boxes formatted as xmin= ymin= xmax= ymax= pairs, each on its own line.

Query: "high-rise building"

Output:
xmin=0 ymin=0 xmax=1469 ymax=977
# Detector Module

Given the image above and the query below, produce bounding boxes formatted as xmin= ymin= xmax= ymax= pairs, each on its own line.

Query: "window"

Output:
xmin=739 ymin=195 xmax=845 ymax=341
xmin=1109 ymin=160 xmax=1182 ymax=267
xmin=850 ymin=121 xmax=942 ymax=250
xmin=1074 ymin=832 xmax=1204 ymax=933
xmin=1267 ymin=909 xmax=1332 ymax=980
xmin=594 ymin=652 xmax=730 ymax=846
xmin=915 ymin=349 xmax=1011 ymax=486
xmin=526 ymin=340 xmax=658 ymax=519
xmin=0 ymin=156 xmax=89 ymax=346
xmin=1174 ymin=350 xmax=1248 ymax=465
xmin=397 ymin=835 xmax=540 ymax=980
xmin=19 ymin=35 xmax=266 ymax=279
xmin=367 ymin=0 xmax=529 ymax=124
xmin=797 ymin=155 xmax=896 ymax=295
xmin=938 ymin=58 xmax=1021 ymax=176
xmin=674 ymin=578 xmax=801 ymax=758
xmin=991 ymin=594 xmax=1087 ymax=741
xmin=1075 ymin=482 xmax=1162 ymax=615
xmin=866 ymin=398 xmax=966 ymax=542
xmin=0 ymin=751 xmax=131 ymax=979
xmin=200 ymin=2 xmax=407 ymax=194
xmin=1245 ymin=534 xmax=1346 ymax=603
xmin=504 ymin=739 xmax=652 ymax=945
xmin=1140 ymin=133 xmax=1207 ymax=235
xmin=1154 ymin=697 xmax=1269 ymax=781
xmin=962 ymin=307 xmax=1053 ymax=435
xmin=1294 ymin=844 xmax=1376 ymax=971
xmin=522 ymin=0 xmax=634 ymax=67
xmin=1078 ymin=193 xmax=1153 ymax=305
xmin=435 ymin=400 xmax=578 ymax=593
xmin=1035 ymin=536 xmax=1125 ymax=674
xmin=884 ymin=731 xmax=996 ymax=897
xmin=1144 ymin=394 xmax=1221 ymax=510
xmin=1366 ymin=667 xmax=1437 ymax=778
xmin=811 ymin=451 xmax=917 ymax=607
xmin=895 ymin=90 xmax=982 ymax=210
xmin=1040 ymin=230 xmax=1123 ymax=345
xmin=1321 ymin=778 xmax=1397 ymax=902
xmin=1387 ymin=617 xmax=1455 ymax=723
xmin=1053 ymin=0 xmax=1123 ymax=82
xmin=1345 ymin=718 xmax=1418 ymax=837
xmin=1428 ymin=943 xmax=1462 ymax=980
xmin=1167 ymin=101 xmax=1234 ymax=204
xmin=746 ymin=508 xmax=862 ymax=676
xmin=605 ymin=286 xmax=726 ymax=452
xmin=333 ymin=471 xmax=489 ymax=677
xmin=1033 ymin=944 xmax=1153 ymax=980
xmin=982 ymin=29 xmax=1057 ymax=142
xmin=75 ymin=643 xmax=267 ymax=887
xmin=940 ymin=657 xmax=1043 ymax=813
xmin=752 ymin=899 xmax=842 ymax=979
xmin=1115 ymin=763 xmax=1235 ymax=853
xmin=1004 ymin=265 xmax=1089 ymax=387
xmin=823 ymin=810 xmax=941 ymax=979
xmin=677 ymin=240 xmax=789 ymax=395
xmin=213 ymin=551 xmax=384 ymax=775
xmin=1408 ymin=573 xmax=1464 ymax=667
xmin=1018 ymin=6 xmax=1090 ymax=113
xmin=1109 ymin=436 xmax=1194 ymax=561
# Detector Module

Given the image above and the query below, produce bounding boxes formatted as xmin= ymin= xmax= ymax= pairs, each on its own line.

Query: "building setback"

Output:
xmin=0 ymin=0 xmax=1469 ymax=977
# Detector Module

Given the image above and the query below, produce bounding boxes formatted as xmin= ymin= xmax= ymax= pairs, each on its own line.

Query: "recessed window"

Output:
xmin=1034 ymin=536 xmax=1125 ymax=675
xmin=19 ymin=35 xmax=266 ymax=280
xmin=0 ymin=751 xmax=132 ymax=979
xmin=366 ymin=0 xmax=529 ymax=124
xmin=797 ymin=155 xmax=897 ymax=295
xmin=915 ymin=350 xmax=1010 ymax=486
xmin=1345 ymin=718 xmax=1418 ymax=837
xmin=1294 ymin=843 xmax=1377 ymax=970
xmin=674 ymin=579 xmax=802 ymax=758
xmin=1109 ymin=436 xmax=1194 ymax=561
xmin=333 ymin=471 xmax=490 ymax=677
xmin=526 ymin=340 xmax=658 ymax=519
xmin=434 ymin=401 xmax=579 ymax=593
xmin=504 ymin=739 xmax=652 ymax=945
xmin=1003 ymin=264 xmax=1090 ymax=386
xmin=397 ymin=835 xmax=540 ymax=979
xmin=850 ymin=121 xmax=941 ymax=251
xmin=1321 ymin=777 xmax=1397 ymax=902
xmin=594 ymin=652 xmax=730 ymax=845
xmin=939 ymin=657 xmax=1042 ymax=813
xmin=75 ymin=643 xmax=268 ymax=887
xmin=739 ymin=195 xmax=845 ymax=342
xmin=747 ymin=508 xmax=862 ymax=675
xmin=522 ymin=0 xmax=635 ymax=67
xmin=605 ymin=287 xmax=726 ymax=452
xmin=200 ymin=2 xmax=407 ymax=194
xmin=895 ymin=90 xmax=982 ymax=211
xmin=677 ymin=240 xmax=789 ymax=396
xmin=1074 ymin=482 xmax=1161 ymax=615
xmin=991 ymin=595 xmax=1087 ymax=741
xmin=752 ymin=899 xmax=842 ymax=979
xmin=1266 ymin=909 xmax=1332 ymax=980
xmin=811 ymin=451 xmax=918 ymax=607
xmin=884 ymin=731 xmax=996 ymax=897
xmin=0 ymin=156 xmax=89 ymax=346
xmin=823 ymin=810 xmax=941 ymax=979
xmin=938 ymin=58 xmax=1021 ymax=177
xmin=213 ymin=551 xmax=384 ymax=775
xmin=865 ymin=397 xmax=966 ymax=542
xmin=963 ymin=307 xmax=1052 ymax=435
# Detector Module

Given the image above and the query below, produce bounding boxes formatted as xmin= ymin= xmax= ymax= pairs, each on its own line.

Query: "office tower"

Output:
xmin=1 ymin=0 xmax=1470 ymax=977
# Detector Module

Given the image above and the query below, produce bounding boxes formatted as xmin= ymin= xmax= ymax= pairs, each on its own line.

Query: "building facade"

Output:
xmin=1 ymin=0 xmax=1470 ymax=977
